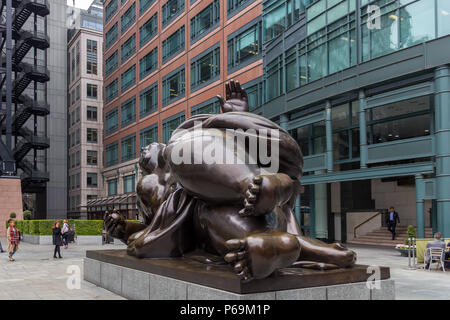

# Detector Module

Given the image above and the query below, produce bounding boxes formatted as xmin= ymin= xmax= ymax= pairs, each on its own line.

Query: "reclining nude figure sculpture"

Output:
xmin=105 ymin=80 xmax=356 ymax=282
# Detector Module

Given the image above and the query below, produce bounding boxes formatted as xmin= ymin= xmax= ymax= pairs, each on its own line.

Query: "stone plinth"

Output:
xmin=0 ymin=177 xmax=23 ymax=237
xmin=84 ymin=250 xmax=395 ymax=300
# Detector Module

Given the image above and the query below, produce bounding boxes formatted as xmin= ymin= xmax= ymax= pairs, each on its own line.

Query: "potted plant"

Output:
xmin=394 ymin=225 xmax=417 ymax=256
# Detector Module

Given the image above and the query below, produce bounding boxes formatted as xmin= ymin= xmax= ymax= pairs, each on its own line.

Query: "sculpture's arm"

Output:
xmin=104 ymin=212 xmax=147 ymax=244
xmin=216 ymin=79 xmax=249 ymax=113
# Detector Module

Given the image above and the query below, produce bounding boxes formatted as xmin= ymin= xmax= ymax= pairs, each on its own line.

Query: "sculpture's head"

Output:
xmin=140 ymin=142 xmax=166 ymax=174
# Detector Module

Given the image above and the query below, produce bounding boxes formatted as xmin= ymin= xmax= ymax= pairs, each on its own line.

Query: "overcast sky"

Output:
xmin=66 ymin=0 xmax=94 ymax=9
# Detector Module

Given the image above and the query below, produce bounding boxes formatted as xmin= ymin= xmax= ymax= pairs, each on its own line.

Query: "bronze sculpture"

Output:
xmin=105 ymin=80 xmax=356 ymax=282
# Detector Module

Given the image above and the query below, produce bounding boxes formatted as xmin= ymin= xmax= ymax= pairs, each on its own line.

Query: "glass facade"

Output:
xmin=228 ymin=0 xmax=255 ymax=15
xmin=162 ymin=67 xmax=185 ymax=106
xmin=163 ymin=112 xmax=185 ymax=143
xmin=139 ymin=13 xmax=158 ymax=48
xmin=121 ymin=2 xmax=136 ymax=34
xmin=244 ymin=79 xmax=264 ymax=111
xmin=162 ymin=0 xmax=185 ymax=27
xmin=290 ymin=120 xmax=326 ymax=157
xmin=191 ymin=100 xmax=220 ymax=116
xmin=140 ymin=124 xmax=158 ymax=148
xmin=139 ymin=47 xmax=158 ymax=79
xmin=139 ymin=0 xmax=155 ymax=15
xmin=121 ymin=64 xmax=136 ymax=92
xmin=332 ymin=101 xmax=360 ymax=161
xmin=227 ymin=22 xmax=262 ymax=70
xmin=106 ymin=108 xmax=119 ymax=135
xmin=106 ymin=79 xmax=119 ymax=103
xmin=139 ymin=82 xmax=158 ymax=117
xmin=123 ymin=175 xmax=136 ymax=193
xmin=190 ymin=46 xmax=220 ymax=91
xmin=121 ymin=96 xmax=137 ymax=128
xmin=121 ymin=33 xmax=136 ymax=63
xmin=105 ymin=0 xmax=118 ymax=24
xmin=105 ymin=22 xmax=118 ymax=50
xmin=108 ymin=178 xmax=118 ymax=195
xmin=105 ymin=50 xmax=118 ymax=76
xmin=190 ymin=0 xmax=220 ymax=41
xmin=106 ymin=142 xmax=119 ymax=167
xmin=162 ymin=26 xmax=185 ymax=63
xmin=121 ymin=134 xmax=137 ymax=162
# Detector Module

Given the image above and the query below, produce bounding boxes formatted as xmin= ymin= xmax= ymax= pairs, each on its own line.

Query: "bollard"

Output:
xmin=412 ymin=238 xmax=416 ymax=268
xmin=407 ymin=237 xmax=412 ymax=268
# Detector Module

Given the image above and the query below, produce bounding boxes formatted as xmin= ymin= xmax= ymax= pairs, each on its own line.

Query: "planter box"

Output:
xmin=22 ymin=234 xmax=52 ymax=245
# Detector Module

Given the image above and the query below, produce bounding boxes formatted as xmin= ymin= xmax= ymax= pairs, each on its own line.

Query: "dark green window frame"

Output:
xmin=106 ymin=107 xmax=119 ymax=135
xmin=105 ymin=142 xmax=119 ymax=167
xmin=121 ymin=96 xmax=137 ymax=128
xmin=162 ymin=25 xmax=185 ymax=63
xmin=121 ymin=2 xmax=136 ymax=34
xmin=227 ymin=21 xmax=262 ymax=72
xmin=87 ymin=172 xmax=98 ymax=188
xmin=105 ymin=78 xmax=119 ymax=103
xmin=105 ymin=0 xmax=118 ymax=24
xmin=139 ymin=13 xmax=158 ymax=47
xmin=105 ymin=50 xmax=118 ymax=76
xmin=121 ymin=64 xmax=136 ymax=92
xmin=87 ymin=150 xmax=98 ymax=166
xmin=139 ymin=0 xmax=156 ymax=15
xmin=105 ymin=22 xmax=118 ymax=50
xmin=121 ymin=134 xmax=137 ymax=162
xmin=108 ymin=178 xmax=118 ymax=195
xmin=190 ymin=0 xmax=220 ymax=42
xmin=139 ymin=82 xmax=158 ymax=117
xmin=163 ymin=112 xmax=185 ymax=143
xmin=264 ymin=55 xmax=283 ymax=102
xmin=190 ymin=45 xmax=220 ymax=91
xmin=139 ymin=46 xmax=158 ymax=79
xmin=243 ymin=78 xmax=263 ymax=111
xmin=121 ymin=33 xmax=136 ymax=63
xmin=191 ymin=99 xmax=220 ymax=116
xmin=140 ymin=124 xmax=158 ymax=148
xmin=162 ymin=66 xmax=185 ymax=106
xmin=123 ymin=174 xmax=136 ymax=193
xmin=162 ymin=0 xmax=185 ymax=28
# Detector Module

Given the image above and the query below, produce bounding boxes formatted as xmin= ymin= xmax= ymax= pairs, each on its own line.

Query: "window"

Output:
xmin=121 ymin=33 xmax=136 ymax=63
xmin=140 ymin=0 xmax=155 ymax=15
xmin=332 ymin=101 xmax=360 ymax=161
xmin=106 ymin=51 xmax=118 ymax=76
xmin=123 ymin=175 xmax=136 ymax=193
xmin=290 ymin=120 xmax=326 ymax=157
xmin=121 ymin=134 xmax=137 ymax=162
xmin=76 ymin=129 xmax=80 ymax=144
xmin=108 ymin=178 xmax=118 ymax=195
xmin=76 ymin=150 xmax=80 ymax=166
xmin=121 ymin=64 xmax=136 ymax=92
xmin=263 ymin=3 xmax=285 ymax=41
xmin=162 ymin=67 xmax=185 ymax=106
xmin=243 ymin=79 xmax=263 ymax=111
xmin=105 ymin=22 xmax=118 ymax=50
xmin=163 ymin=112 xmax=185 ymax=143
xmin=190 ymin=0 xmax=220 ymax=41
xmin=76 ymin=85 xmax=80 ymax=101
xmin=87 ymin=84 xmax=98 ymax=99
xmin=106 ymin=108 xmax=119 ymax=135
xmin=139 ymin=82 xmax=158 ymax=117
xmin=87 ymin=128 xmax=98 ymax=143
xmin=71 ymin=47 xmax=75 ymax=82
xmin=76 ymin=107 xmax=80 ymax=122
xmin=76 ymin=42 xmax=80 ymax=77
xmin=367 ymin=96 xmax=431 ymax=144
xmin=265 ymin=55 xmax=283 ymax=101
xmin=86 ymin=40 xmax=98 ymax=75
xmin=121 ymin=2 xmax=136 ymax=34
xmin=262 ymin=0 xmax=306 ymax=42
xmin=190 ymin=45 xmax=220 ymax=91
xmin=76 ymin=174 xmax=80 ymax=189
xmin=139 ymin=47 xmax=157 ymax=79
xmin=228 ymin=0 xmax=255 ymax=15
xmin=87 ymin=173 xmax=98 ymax=188
xmin=191 ymin=100 xmax=220 ymax=116
xmin=106 ymin=142 xmax=119 ymax=167
xmin=87 ymin=106 xmax=97 ymax=121
xmin=105 ymin=0 xmax=118 ymax=23
xmin=139 ymin=13 xmax=157 ymax=47
xmin=162 ymin=25 xmax=185 ymax=63
xmin=438 ymin=0 xmax=450 ymax=37
xmin=227 ymin=22 xmax=261 ymax=70
xmin=106 ymin=79 xmax=119 ymax=103
xmin=162 ymin=0 xmax=184 ymax=27
xmin=121 ymin=96 xmax=136 ymax=127
xmin=87 ymin=150 xmax=98 ymax=165
xmin=140 ymin=124 xmax=158 ymax=148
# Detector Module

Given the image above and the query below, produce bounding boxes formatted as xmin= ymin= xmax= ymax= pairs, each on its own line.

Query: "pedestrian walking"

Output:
xmin=6 ymin=219 xmax=20 ymax=262
xmin=52 ymin=220 xmax=63 ymax=259
xmin=61 ymin=219 xmax=69 ymax=249
xmin=387 ymin=206 xmax=400 ymax=240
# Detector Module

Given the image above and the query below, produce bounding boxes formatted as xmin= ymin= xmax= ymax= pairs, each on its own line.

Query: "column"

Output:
xmin=415 ymin=174 xmax=425 ymax=238
xmin=359 ymin=90 xmax=368 ymax=168
xmin=434 ymin=66 xmax=450 ymax=238
xmin=325 ymin=100 xmax=333 ymax=172
xmin=279 ymin=113 xmax=288 ymax=130
xmin=314 ymin=183 xmax=328 ymax=240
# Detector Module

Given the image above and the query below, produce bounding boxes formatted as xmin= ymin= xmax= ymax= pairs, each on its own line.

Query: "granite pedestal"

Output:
xmin=84 ymin=250 xmax=395 ymax=300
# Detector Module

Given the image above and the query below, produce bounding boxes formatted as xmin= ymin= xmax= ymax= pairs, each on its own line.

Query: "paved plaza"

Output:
xmin=0 ymin=239 xmax=448 ymax=300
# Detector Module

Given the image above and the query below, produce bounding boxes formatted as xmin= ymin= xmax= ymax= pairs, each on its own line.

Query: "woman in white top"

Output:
xmin=61 ymin=220 xmax=69 ymax=249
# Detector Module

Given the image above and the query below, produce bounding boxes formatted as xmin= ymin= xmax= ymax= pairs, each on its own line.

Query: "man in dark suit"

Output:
xmin=387 ymin=206 xmax=400 ymax=240
xmin=446 ymin=242 xmax=450 ymax=270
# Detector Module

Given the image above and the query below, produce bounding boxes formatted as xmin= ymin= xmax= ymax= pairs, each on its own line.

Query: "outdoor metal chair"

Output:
xmin=426 ymin=248 xmax=445 ymax=272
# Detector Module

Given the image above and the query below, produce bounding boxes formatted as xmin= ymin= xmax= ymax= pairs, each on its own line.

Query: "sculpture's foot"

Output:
xmin=299 ymin=238 xmax=357 ymax=268
xmin=326 ymin=244 xmax=357 ymax=268
xmin=239 ymin=174 xmax=294 ymax=217
xmin=224 ymin=232 xmax=301 ymax=282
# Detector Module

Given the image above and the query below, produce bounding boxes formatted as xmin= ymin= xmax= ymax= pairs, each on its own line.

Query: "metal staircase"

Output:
xmin=13 ymin=62 xmax=49 ymax=97
xmin=13 ymin=127 xmax=49 ymax=162
xmin=13 ymin=30 xmax=49 ymax=64
xmin=13 ymin=0 xmax=50 ymax=31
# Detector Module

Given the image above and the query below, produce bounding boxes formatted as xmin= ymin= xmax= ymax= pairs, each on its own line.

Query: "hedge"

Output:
xmin=5 ymin=219 xmax=105 ymax=236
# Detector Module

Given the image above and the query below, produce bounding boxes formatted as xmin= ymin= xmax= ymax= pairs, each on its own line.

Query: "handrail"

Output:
xmin=354 ymin=211 xmax=382 ymax=239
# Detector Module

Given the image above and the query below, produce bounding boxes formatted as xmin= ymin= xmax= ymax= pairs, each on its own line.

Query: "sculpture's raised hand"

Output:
xmin=104 ymin=210 xmax=127 ymax=241
xmin=217 ymin=79 xmax=249 ymax=113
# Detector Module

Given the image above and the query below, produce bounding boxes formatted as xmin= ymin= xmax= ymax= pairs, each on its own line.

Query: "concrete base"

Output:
xmin=22 ymin=235 xmax=103 ymax=245
xmin=84 ymin=257 xmax=395 ymax=300
xmin=0 ymin=177 xmax=23 ymax=237
xmin=76 ymin=236 xmax=103 ymax=245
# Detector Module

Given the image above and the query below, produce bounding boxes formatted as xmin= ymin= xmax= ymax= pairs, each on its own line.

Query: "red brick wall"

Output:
xmin=0 ymin=178 xmax=23 ymax=237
